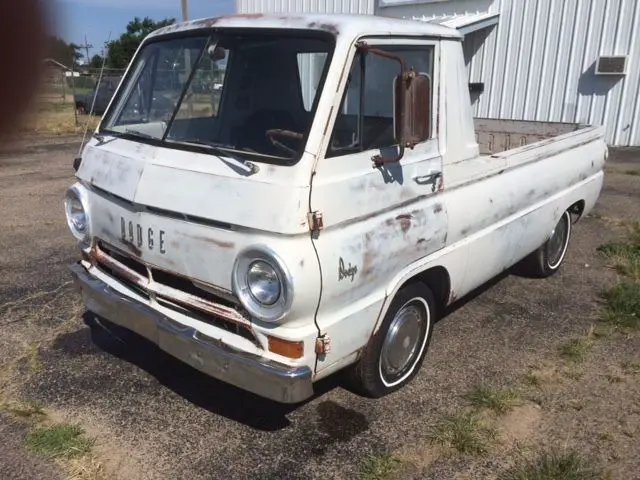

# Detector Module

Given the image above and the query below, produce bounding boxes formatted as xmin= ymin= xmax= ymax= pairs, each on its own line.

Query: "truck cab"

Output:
xmin=66 ymin=14 xmax=606 ymax=403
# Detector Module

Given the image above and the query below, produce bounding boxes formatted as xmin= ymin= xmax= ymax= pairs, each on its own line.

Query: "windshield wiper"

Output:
xmin=175 ymin=139 xmax=259 ymax=175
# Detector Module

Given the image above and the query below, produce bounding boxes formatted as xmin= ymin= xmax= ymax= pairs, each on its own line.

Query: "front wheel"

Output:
xmin=518 ymin=209 xmax=573 ymax=278
xmin=345 ymin=283 xmax=436 ymax=398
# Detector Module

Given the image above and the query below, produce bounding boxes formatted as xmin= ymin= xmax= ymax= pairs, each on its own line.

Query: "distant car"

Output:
xmin=74 ymin=75 xmax=121 ymax=116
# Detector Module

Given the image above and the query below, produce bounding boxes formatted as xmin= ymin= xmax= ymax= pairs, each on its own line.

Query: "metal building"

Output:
xmin=236 ymin=0 xmax=640 ymax=147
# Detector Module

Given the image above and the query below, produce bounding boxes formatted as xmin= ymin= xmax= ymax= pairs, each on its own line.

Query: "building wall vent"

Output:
xmin=595 ymin=56 xmax=628 ymax=75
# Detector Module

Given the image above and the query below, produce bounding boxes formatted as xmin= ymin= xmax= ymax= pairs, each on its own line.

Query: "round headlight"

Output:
xmin=232 ymin=246 xmax=293 ymax=323
xmin=247 ymin=260 xmax=281 ymax=305
xmin=64 ymin=185 xmax=90 ymax=244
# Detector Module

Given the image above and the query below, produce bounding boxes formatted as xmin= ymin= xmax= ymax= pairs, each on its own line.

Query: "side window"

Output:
xmin=327 ymin=45 xmax=434 ymax=158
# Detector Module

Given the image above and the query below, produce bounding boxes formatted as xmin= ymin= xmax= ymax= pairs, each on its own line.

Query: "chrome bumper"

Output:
xmin=69 ymin=262 xmax=314 ymax=404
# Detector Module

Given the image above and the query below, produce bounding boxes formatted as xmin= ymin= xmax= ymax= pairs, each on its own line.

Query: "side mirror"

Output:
xmin=373 ymin=70 xmax=431 ymax=168
xmin=394 ymin=71 xmax=431 ymax=148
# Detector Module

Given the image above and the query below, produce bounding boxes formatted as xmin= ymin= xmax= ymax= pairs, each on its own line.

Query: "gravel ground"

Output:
xmin=0 ymin=137 xmax=638 ymax=479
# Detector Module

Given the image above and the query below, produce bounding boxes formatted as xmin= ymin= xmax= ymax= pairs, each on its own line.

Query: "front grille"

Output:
xmin=92 ymin=240 xmax=257 ymax=345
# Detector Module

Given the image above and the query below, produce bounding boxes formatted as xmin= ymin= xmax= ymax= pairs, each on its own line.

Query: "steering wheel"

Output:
xmin=266 ymin=129 xmax=304 ymax=156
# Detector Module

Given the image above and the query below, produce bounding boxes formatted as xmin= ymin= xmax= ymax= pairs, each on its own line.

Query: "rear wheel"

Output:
xmin=346 ymin=282 xmax=436 ymax=398
xmin=519 ymin=209 xmax=572 ymax=278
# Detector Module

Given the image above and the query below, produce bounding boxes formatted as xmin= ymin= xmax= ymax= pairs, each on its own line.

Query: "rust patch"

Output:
xmin=307 ymin=22 xmax=339 ymax=35
xmin=395 ymin=214 xmax=413 ymax=234
xmin=92 ymin=247 xmax=147 ymax=287
xmin=433 ymin=203 xmax=443 ymax=214
xmin=362 ymin=231 xmax=376 ymax=279
xmin=190 ymin=235 xmax=234 ymax=249
xmin=448 ymin=290 xmax=458 ymax=305
xmin=170 ymin=240 xmax=181 ymax=251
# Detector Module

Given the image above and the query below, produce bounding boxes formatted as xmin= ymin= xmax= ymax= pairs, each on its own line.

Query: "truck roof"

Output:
xmin=148 ymin=13 xmax=463 ymax=41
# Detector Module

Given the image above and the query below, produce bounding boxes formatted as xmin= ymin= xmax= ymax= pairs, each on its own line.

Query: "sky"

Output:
xmin=53 ymin=0 xmax=235 ymax=60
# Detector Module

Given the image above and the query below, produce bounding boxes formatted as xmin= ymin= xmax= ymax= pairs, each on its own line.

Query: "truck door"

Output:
xmin=309 ymin=39 xmax=448 ymax=374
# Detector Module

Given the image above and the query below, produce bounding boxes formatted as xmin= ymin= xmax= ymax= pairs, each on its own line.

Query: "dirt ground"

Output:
xmin=0 ymin=136 xmax=639 ymax=480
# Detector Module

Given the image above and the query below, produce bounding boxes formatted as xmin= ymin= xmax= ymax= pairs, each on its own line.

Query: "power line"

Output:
xmin=79 ymin=34 xmax=93 ymax=62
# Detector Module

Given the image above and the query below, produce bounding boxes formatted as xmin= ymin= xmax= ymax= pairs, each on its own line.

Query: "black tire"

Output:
xmin=518 ymin=209 xmax=573 ymax=278
xmin=346 ymin=282 xmax=436 ymax=398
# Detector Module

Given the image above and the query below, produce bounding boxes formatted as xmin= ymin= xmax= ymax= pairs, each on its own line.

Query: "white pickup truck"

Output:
xmin=65 ymin=14 xmax=607 ymax=403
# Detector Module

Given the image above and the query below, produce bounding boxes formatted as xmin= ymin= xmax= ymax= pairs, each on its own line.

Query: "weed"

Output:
xmin=358 ymin=454 xmax=401 ymax=480
xmin=499 ymin=450 xmax=602 ymax=480
xmin=602 ymin=283 xmax=640 ymax=331
xmin=463 ymin=385 xmax=521 ymax=414
xmin=429 ymin=411 xmax=497 ymax=455
xmin=25 ymin=424 xmax=93 ymax=459
xmin=523 ymin=372 xmax=541 ymax=387
xmin=560 ymin=337 xmax=593 ymax=363
xmin=597 ymin=242 xmax=640 ymax=281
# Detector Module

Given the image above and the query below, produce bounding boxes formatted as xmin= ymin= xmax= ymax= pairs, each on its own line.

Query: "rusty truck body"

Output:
xmin=65 ymin=14 xmax=607 ymax=403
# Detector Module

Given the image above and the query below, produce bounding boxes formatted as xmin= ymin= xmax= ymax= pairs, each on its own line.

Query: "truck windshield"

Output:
xmin=101 ymin=31 xmax=333 ymax=164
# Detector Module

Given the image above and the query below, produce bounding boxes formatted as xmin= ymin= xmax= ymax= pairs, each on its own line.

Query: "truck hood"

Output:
xmin=76 ymin=137 xmax=310 ymax=235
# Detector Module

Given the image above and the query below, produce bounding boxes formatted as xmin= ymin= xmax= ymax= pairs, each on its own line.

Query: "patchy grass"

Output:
xmin=499 ymin=450 xmax=603 ymax=480
xmin=20 ymin=101 xmax=101 ymax=135
xmin=463 ymin=385 xmax=522 ymax=414
xmin=597 ymin=242 xmax=640 ymax=281
xmin=559 ymin=335 xmax=594 ymax=363
xmin=624 ymin=169 xmax=640 ymax=176
xmin=523 ymin=372 xmax=541 ymax=387
xmin=4 ymin=400 xmax=46 ymax=419
xmin=358 ymin=454 xmax=401 ymax=480
xmin=25 ymin=424 xmax=93 ymax=459
xmin=429 ymin=411 xmax=498 ymax=455
xmin=602 ymin=282 xmax=640 ymax=331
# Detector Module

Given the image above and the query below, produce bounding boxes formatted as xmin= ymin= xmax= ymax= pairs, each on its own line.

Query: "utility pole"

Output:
xmin=79 ymin=35 xmax=93 ymax=64
xmin=181 ymin=0 xmax=189 ymax=21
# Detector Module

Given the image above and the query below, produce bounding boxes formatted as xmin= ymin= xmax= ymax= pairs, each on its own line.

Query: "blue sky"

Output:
xmin=54 ymin=0 xmax=235 ymax=60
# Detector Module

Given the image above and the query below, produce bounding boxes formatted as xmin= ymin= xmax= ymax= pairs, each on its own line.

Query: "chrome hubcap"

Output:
xmin=380 ymin=303 xmax=425 ymax=381
xmin=547 ymin=213 xmax=569 ymax=268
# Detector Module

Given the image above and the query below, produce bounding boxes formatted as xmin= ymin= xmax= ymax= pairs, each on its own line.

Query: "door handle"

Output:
xmin=413 ymin=171 xmax=441 ymax=185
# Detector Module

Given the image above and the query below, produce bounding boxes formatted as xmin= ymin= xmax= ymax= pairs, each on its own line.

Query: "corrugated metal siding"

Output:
xmin=383 ymin=0 xmax=640 ymax=146
xmin=236 ymin=0 xmax=374 ymax=14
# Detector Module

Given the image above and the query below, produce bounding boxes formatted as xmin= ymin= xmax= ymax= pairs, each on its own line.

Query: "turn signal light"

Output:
xmin=267 ymin=336 xmax=304 ymax=359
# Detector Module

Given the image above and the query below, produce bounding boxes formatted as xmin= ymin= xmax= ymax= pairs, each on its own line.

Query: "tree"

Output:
xmin=47 ymin=36 xmax=81 ymax=66
xmin=89 ymin=54 xmax=104 ymax=69
xmin=106 ymin=17 xmax=175 ymax=69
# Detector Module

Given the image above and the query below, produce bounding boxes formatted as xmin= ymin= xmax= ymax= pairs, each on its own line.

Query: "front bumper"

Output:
xmin=69 ymin=262 xmax=314 ymax=404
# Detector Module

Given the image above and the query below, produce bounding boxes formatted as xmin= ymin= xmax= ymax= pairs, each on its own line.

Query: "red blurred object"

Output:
xmin=0 ymin=0 xmax=47 ymax=140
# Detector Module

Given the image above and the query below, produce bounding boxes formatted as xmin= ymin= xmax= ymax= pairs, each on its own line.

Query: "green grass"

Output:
xmin=499 ymin=450 xmax=603 ymax=480
xmin=602 ymin=282 xmax=640 ymax=331
xmin=559 ymin=337 xmax=593 ymax=363
xmin=358 ymin=454 xmax=401 ymax=480
xmin=597 ymin=242 xmax=640 ymax=281
xmin=429 ymin=411 xmax=497 ymax=455
xmin=24 ymin=424 xmax=93 ymax=459
xmin=462 ymin=385 xmax=521 ymax=414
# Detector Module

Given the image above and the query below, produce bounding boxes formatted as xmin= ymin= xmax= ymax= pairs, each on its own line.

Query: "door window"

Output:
xmin=327 ymin=45 xmax=434 ymax=158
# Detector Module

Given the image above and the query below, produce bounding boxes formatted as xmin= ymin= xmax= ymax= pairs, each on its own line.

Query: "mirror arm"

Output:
xmin=356 ymin=41 xmax=407 ymax=72
xmin=372 ymin=146 xmax=405 ymax=169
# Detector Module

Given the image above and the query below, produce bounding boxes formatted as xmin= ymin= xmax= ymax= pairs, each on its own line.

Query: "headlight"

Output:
xmin=232 ymin=246 xmax=293 ymax=323
xmin=64 ymin=184 xmax=91 ymax=244
xmin=247 ymin=261 xmax=281 ymax=305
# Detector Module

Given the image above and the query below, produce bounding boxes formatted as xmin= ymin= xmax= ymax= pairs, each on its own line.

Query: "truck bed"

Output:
xmin=474 ymin=118 xmax=583 ymax=155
